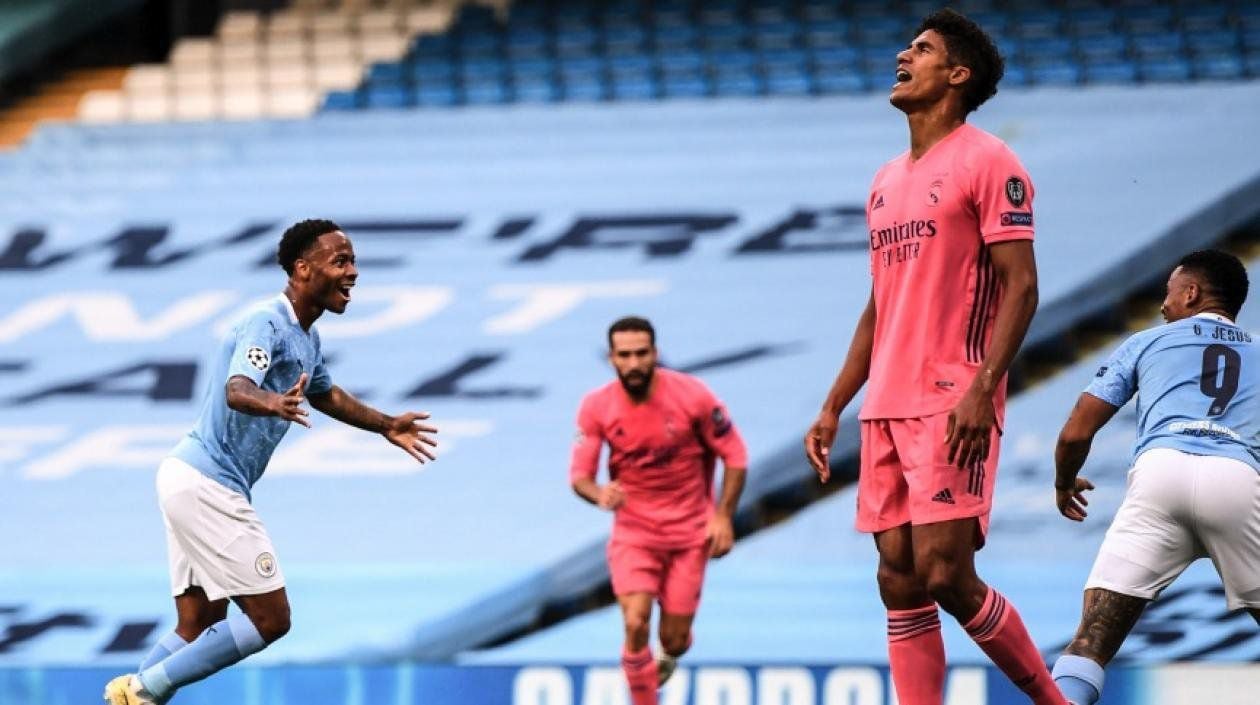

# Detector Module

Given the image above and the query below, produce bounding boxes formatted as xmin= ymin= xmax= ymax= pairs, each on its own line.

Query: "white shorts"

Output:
xmin=1086 ymin=447 xmax=1260 ymax=610
xmin=157 ymin=457 xmax=285 ymax=602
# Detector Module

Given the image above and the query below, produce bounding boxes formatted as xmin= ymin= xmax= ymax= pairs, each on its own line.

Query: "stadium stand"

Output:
xmin=2 ymin=81 xmax=1258 ymax=669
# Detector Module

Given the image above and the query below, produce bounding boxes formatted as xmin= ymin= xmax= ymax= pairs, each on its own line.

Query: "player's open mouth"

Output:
xmin=338 ymin=284 xmax=353 ymax=301
xmin=895 ymin=69 xmax=911 ymax=85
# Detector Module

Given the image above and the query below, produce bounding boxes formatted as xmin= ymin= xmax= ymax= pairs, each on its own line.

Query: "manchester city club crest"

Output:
xmin=1005 ymin=176 xmax=1026 ymax=207
xmin=255 ymin=552 xmax=277 ymax=578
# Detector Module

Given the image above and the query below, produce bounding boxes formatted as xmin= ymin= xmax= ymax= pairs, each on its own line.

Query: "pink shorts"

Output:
xmin=607 ymin=540 xmax=708 ymax=615
xmin=856 ymin=411 xmax=1000 ymax=544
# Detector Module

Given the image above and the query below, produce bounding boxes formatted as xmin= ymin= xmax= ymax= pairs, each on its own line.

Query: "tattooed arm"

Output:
xmin=1064 ymin=588 xmax=1148 ymax=666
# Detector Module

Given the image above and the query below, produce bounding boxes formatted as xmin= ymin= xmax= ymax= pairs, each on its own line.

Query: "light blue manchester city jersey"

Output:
xmin=1087 ymin=313 xmax=1260 ymax=472
xmin=172 ymin=295 xmax=333 ymax=499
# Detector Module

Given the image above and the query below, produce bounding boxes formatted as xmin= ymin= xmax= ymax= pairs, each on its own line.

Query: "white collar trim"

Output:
xmin=1194 ymin=312 xmax=1235 ymax=324
xmin=277 ymin=294 xmax=299 ymax=325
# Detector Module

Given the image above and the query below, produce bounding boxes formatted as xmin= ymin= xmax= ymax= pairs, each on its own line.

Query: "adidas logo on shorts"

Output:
xmin=931 ymin=488 xmax=955 ymax=505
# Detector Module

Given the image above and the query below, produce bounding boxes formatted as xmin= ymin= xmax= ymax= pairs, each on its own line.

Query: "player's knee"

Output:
xmin=623 ymin=614 xmax=650 ymax=646
xmin=252 ymin=607 xmax=292 ymax=644
xmin=660 ymin=628 xmax=690 ymax=657
xmin=921 ymin=562 xmax=970 ymax=608
xmin=876 ymin=561 xmax=922 ymax=601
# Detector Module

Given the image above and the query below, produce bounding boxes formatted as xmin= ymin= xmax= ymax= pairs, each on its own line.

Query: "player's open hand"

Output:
xmin=384 ymin=411 xmax=439 ymax=463
xmin=597 ymin=481 xmax=625 ymax=511
xmin=804 ymin=414 xmax=839 ymax=483
xmin=273 ymin=373 xmax=311 ymax=428
xmin=945 ymin=390 xmax=994 ymax=469
xmin=1056 ymin=476 xmax=1094 ymax=522
xmin=706 ymin=513 xmax=735 ymax=558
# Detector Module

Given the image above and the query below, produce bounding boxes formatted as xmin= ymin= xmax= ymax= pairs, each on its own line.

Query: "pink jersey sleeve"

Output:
xmin=692 ymin=383 xmax=749 ymax=468
xmin=569 ymin=394 xmax=603 ymax=484
xmin=972 ymin=144 xmax=1035 ymax=244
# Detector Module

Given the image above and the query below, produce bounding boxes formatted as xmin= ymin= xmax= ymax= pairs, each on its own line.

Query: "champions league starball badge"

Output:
xmin=1005 ymin=176 xmax=1026 ymax=207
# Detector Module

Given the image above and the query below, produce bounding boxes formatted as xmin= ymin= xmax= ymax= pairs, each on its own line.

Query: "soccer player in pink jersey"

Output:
xmin=804 ymin=10 xmax=1064 ymax=705
xmin=572 ymin=316 xmax=748 ymax=705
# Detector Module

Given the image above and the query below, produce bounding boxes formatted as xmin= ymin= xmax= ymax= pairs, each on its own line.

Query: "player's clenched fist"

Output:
xmin=597 ymin=481 xmax=625 ymax=510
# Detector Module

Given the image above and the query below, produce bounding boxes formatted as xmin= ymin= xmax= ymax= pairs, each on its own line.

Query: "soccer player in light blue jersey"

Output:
xmin=1048 ymin=250 xmax=1260 ymax=705
xmin=105 ymin=219 xmax=439 ymax=705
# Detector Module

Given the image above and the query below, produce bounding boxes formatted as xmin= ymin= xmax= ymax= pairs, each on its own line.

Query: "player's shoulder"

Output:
xmin=228 ymin=296 xmax=286 ymax=335
xmin=954 ymin=124 xmax=1023 ymax=170
xmin=580 ymin=379 xmax=622 ymax=409
xmin=872 ymin=150 xmax=911 ymax=182
xmin=658 ymin=367 xmax=718 ymax=401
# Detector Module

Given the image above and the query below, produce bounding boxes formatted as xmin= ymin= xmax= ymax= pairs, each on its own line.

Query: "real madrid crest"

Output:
xmin=1005 ymin=176 xmax=1026 ymax=207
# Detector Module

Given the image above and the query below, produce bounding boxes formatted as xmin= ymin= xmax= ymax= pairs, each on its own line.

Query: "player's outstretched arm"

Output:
xmin=1054 ymin=393 xmax=1118 ymax=521
xmin=946 ymin=240 xmax=1038 ymax=469
xmin=805 ymin=289 xmax=876 ymax=483
xmin=308 ymin=385 xmax=438 ymax=463
xmin=226 ymin=373 xmax=311 ymax=428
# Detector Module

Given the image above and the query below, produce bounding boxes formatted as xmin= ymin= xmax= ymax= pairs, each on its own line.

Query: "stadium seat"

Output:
xmin=764 ymin=67 xmax=813 ymax=96
xmin=321 ymin=89 xmax=361 ymax=111
xmin=1194 ymin=55 xmax=1245 ymax=81
xmin=1077 ymin=35 xmax=1129 ymax=62
xmin=814 ymin=70 xmax=867 ymax=94
xmin=609 ymin=73 xmax=658 ymax=101
xmin=1139 ymin=57 xmax=1192 ymax=82
xmin=712 ymin=68 xmax=763 ymax=96
xmin=364 ymin=84 xmax=413 ymax=109
xmin=1030 ymin=60 xmax=1082 ymax=86
xmin=78 ymin=90 xmax=126 ymax=122
xmin=660 ymin=73 xmax=711 ymax=98
xmin=1084 ymin=60 xmax=1138 ymax=84
xmin=511 ymin=78 xmax=559 ymax=103
xmin=464 ymin=80 xmax=509 ymax=105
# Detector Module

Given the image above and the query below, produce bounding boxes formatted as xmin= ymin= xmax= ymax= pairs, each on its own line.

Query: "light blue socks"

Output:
xmin=1052 ymin=654 xmax=1105 ymax=705
xmin=137 ymin=631 xmax=188 ymax=671
xmin=138 ymin=612 xmax=266 ymax=699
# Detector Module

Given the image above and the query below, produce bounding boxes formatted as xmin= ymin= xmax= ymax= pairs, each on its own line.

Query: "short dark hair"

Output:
xmin=1177 ymin=249 xmax=1249 ymax=318
xmin=608 ymin=316 xmax=655 ymax=348
xmin=277 ymin=218 xmax=342 ymax=275
xmin=915 ymin=9 xmax=1005 ymax=115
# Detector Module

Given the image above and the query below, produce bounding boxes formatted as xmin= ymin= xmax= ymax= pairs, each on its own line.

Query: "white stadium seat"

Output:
xmin=220 ymin=87 xmax=266 ymax=120
xmin=78 ymin=90 xmax=126 ymax=122
xmin=123 ymin=64 xmax=171 ymax=93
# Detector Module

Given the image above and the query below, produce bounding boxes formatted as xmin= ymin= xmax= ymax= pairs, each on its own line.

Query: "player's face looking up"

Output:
xmin=1160 ymin=266 xmax=1199 ymax=323
xmin=609 ymin=330 xmax=657 ymax=400
xmin=293 ymin=230 xmax=357 ymax=315
xmin=890 ymin=30 xmax=971 ymax=114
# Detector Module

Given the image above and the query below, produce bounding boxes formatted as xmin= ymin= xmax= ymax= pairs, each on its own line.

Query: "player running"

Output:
xmin=1051 ymin=250 xmax=1259 ymax=705
xmin=104 ymin=219 xmax=439 ymax=705
xmin=571 ymin=316 xmax=748 ymax=705
xmin=804 ymin=9 xmax=1066 ymax=705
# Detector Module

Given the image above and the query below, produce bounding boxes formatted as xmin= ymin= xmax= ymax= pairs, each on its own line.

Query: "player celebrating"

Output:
xmin=571 ymin=316 xmax=748 ymax=705
xmin=804 ymin=10 xmax=1065 ymax=705
xmin=104 ymin=219 xmax=439 ymax=705
xmin=1050 ymin=251 xmax=1259 ymax=705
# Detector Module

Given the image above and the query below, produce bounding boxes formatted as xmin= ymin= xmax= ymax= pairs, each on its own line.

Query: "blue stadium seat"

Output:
xmin=660 ymin=73 xmax=711 ymax=98
xmin=411 ymin=60 xmax=456 ymax=86
xmin=759 ymin=48 xmax=809 ymax=71
xmin=967 ymin=11 xmax=1009 ymax=35
xmin=1077 ymin=35 xmax=1129 ymax=61
xmin=321 ymin=90 xmax=361 ymax=111
xmin=1083 ymin=60 xmax=1138 ymax=84
xmin=1120 ymin=5 xmax=1173 ymax=33
xmin=712 ymin=68 xmax=763 ymax=96
xmin=1185 ymin=30 xmax=1239 ymax=55
xmin=752 ymin=22 xmax=802 ymax=50
xmin=559 ymin=57 xmax=605 ymax=75
xmin=464 ymin=80 xmax=509 ymax=105
xmin=511 ymin=78 xmax=559 ymax=103
xmin=1065 ymin=7 xmax=1116 ymax=36
xmin=764 ymin=67 xmax=813 ymax=96
xmin=1029 ymin=60 xmax=1082 ymax=86
xmin=415 ymin=84 xmax=459 ymax=107
xmin=1002 ymin=63 xmax=1029 ymax=86
xmin=459 ymin=33 xmax=503 ymax=59
xmin=1245 ymin=30 xmax=1260 ymax=52
xmin=654 ymin=25 xmax=700 ymax=50
xmin=1131 ymin=31 xmax=1185 ymax=60
xmin=814 ymin=70 xmax=867 ymax=94
xmin=609 ymin=73 xmax=658 ymax=101
xmin=1011 ymin=9 xmax=1063 ymax=39
xmin=505 ymin=32 xmax=549 ymax=60
xmin=653 ymin=9 xmax=691 ymax=29
xmin=707 ymin=49 xmax=757 ymax=71
xmin=1193 ymin=55 xmax=1245 ymax=81
xmin=657 ymin=49 xmax=705 ymax=73
xmin=604 ymin=26 xmax=648 ymax=53
xmin=801 ymin=2 xmax=841 ymax=23
xmin=364 ymin=84 xmax=413 ymax=109
xmin=461 ymin=58 xmax=505 ymax=82
xmin=1139 ymin=57 xmax=1192 ymax=82
xmin=1242 ymin=6 xmax=1260 ymax=32
xmin=1179 ymin=4 xmax=1229 ymax=33
xmin=368 ymin=62 xmax=408 ymax=84
xmin=1022 ymin=37 xmax=1075 ymax=62
xmin=810 ymin=45 xmax=860 ymax=67
xmin=803 ymin=24 xmax=849 ymax=49
xmin=608 ymin=55 xmax=654 ymax=73
xmin=861 ymin=45 xmax=900 ymax=74
xmin=1245 ymin=52 xmax=1260 ymax=78
xmin=413 ymin=34 xmax=454 ymax=58
xmin=561 ymin=77 xmax=607 ymax=101
xmin=855 ymin=15 xmax=906 ymax=45
xmin=700 ymin=24 xmax=750 ymax=50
